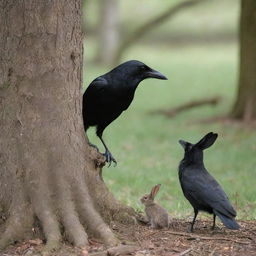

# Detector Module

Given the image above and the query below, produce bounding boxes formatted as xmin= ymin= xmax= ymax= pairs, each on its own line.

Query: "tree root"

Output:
xmin=90 ymin=245 xmax=139 ymax=256
xmin=57 ymin=178 xmax=88 ymax=247
xmin=151 ymin=96 xmax=221 ymax=118
xmin=85 ymin=164 xmax=137 ymax=225
xmin=41 ymin=239 xmax=61 ymax=256
xmin=0 ymin=165 xmax=123 ymax=252
xmin=0 ymin=190 xmax=34 ymax=250
xmin=0 ymin=209 xmax=33 ymax=250
xmin=75 ymin=182 xmax=119 ymax=246
xmin=28 ymin=170 xmax=62 ymax=252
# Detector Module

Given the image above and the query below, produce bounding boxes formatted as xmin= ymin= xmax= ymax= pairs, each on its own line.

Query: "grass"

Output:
xmin=84 ymin=39 xmax=256 ymax=221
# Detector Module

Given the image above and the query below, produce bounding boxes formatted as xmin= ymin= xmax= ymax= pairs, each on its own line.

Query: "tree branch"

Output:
xmin=165 ymin=231 xmax=250 ymax=245
xmin=151 ymin=96 xmax=221 ymax=118
xmin=114 ymin=0 xmax=208 ymax=64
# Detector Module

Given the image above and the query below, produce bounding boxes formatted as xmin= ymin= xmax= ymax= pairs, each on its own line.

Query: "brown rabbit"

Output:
xmin=140 ymin=184 xmax=169 ymax=229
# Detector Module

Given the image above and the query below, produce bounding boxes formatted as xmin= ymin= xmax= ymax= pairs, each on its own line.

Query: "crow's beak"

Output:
xmin=179 ymin=140 xmax=187 ymax=149
xmin=146 ymin=69 xmax=168 ymax=80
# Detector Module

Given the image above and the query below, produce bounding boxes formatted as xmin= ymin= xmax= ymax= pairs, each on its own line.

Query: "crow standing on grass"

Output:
xmin=83 ymin=60 xmax=167 ymax=166
xmin=178 ymin=132 xmax=240 ymax=232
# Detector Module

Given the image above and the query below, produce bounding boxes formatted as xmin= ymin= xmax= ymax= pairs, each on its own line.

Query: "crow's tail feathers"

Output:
xmin=214 ymin=210 xmax=240 ymax=230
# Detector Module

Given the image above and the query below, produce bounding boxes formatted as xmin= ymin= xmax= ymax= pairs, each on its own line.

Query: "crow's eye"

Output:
xmin=140 ymin=65 xmax=147 ymax=71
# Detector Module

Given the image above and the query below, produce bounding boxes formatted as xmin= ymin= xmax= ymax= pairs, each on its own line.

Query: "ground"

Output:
xmin=2 ymin=219 xmax=255 ymax=256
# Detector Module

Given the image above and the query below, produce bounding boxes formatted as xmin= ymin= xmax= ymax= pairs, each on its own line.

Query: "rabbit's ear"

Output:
xmin=179 ymin=140 xmax=189 ymax=149
xmin=150 ymin=184 xmax=161 ymax=199
xmin=196 ymin=132 xmax=218 ymax=150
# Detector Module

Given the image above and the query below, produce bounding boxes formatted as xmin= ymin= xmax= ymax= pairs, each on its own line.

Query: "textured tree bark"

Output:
xmin=0 ymin=0 xmax=134 ymax=252
xmin=231 ymin=0 xmax=256 ymax=121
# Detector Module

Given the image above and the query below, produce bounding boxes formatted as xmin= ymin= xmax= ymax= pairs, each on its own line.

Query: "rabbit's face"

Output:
xmin=179 ymin=140 xmax=203 ymax=163
xmin=179 ymin=140 xmax=193 ymax=152
xmin=179 ymin=140 xmax=197 ymax=157
xmin=140 ymin=194 xmax=153 ymax=205
xmin=179 ymin=132 xmax=218 ymax=164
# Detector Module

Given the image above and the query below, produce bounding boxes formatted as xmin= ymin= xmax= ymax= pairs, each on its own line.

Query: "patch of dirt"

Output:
xmin=1 ymin=219 xmax=256 ymax=256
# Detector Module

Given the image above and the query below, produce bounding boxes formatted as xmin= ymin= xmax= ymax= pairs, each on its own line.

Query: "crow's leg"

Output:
xmin=190 ymin=209 xmax=198 ymax=232
xmin=88 ymin=142 xmax=99 ymax=152
xmin=211 ymin=214 xmax=216 ymax=230
xmin=99 ymin=137 xmax=117 ymax=167
xmin=84 ymin=125 xmax=100 ymax=152
xmin=96 ymin=129 xmax=117 ymax=167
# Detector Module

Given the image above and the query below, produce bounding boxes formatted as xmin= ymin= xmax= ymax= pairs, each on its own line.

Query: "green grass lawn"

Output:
xmin=84 ymin=40 xmax=256 ymax=220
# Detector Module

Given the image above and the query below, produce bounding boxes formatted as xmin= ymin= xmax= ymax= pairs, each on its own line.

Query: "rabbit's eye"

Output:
xmin=186 ymin=145 xmax=193 ymax=151
xmin=144 ymin=196 xmax=147 ymax=199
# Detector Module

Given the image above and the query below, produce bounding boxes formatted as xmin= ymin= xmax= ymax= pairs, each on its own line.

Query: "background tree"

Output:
xmin=94 ymin=0 xmax=120 ymax=65
xmin=112 ymin=0 xmax=206 ymax=65
xmin=0 ymin=0 xmax=133 ymax=252
xmin=92 ymin=0 xmax=206 ymax=66
xmin=231 ymin=0 xmax=256 ymax=121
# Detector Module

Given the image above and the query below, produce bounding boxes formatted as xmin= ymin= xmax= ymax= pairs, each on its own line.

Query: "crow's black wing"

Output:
xmin=82 ymin=76 xmax=110 ymax=127
xmin=83 ymin=75 xmax=132 ymax=130
xmin=182 ymin=170 xmax=236 ymax=218
xmin=83 ymin=76 xmax=108 ymax=102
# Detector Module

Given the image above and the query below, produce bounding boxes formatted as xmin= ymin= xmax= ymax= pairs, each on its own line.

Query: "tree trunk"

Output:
xmin=231 ymin=0 xmax=256 ymax=121
xmin=0 ymin=0 xmax=134 ymax=252
xmin=94 ymin=0 xmax=120 ymax=65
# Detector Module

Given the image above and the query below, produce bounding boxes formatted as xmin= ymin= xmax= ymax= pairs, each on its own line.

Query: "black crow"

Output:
xmin=83 ymin=60 xmax=167 ymax=166
xmin=178 ymin=132 xmax=240 ymax=232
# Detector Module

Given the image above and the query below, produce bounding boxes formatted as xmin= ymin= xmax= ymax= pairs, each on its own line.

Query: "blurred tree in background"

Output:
xmin=93 ymin=0 xmax=206 ymax=65
xmin=94 ymin=0 xmax=120 ymax=64
xmin=112 ymin=0 xmax=205 ymax=65
xmin=232 ymin=0 xmax=256 ymax=122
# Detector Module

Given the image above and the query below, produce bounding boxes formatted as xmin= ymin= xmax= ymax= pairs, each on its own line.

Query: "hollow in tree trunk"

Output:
xmin=231 ymin=0 xmax=256 ymax=121
xmin=0 ymin=0 xmax=134 ymax=252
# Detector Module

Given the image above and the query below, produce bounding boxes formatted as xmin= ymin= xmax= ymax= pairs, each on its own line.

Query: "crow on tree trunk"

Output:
xmin=83 ymin=60 xmax=167 ymax=166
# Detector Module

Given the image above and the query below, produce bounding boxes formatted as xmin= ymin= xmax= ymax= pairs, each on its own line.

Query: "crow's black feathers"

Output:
xmin=83 ymin=60 xmax=167 ymax=166
xmin=178 ymin=132 xmax=240 ymax=232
